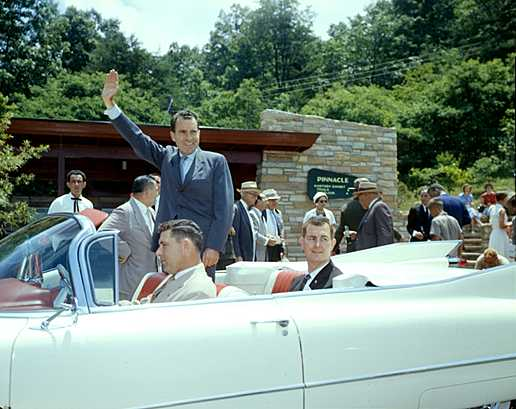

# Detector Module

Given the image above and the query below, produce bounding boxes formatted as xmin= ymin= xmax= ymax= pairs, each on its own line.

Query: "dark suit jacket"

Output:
xmin=356 ymin=198 xmax=394 ymax=251
xmin=335 ymin=198 xmax=367 ymax=252
xmin=111 ymin=113 xmax=234 ymax=253
xmin=439 ymin=194 xmax=471 ymax=227
xmin=232 ymin=201 xmax=254 ymax=261
xmin=406 ymin=203 xmax=431 ymax=241
xmin=290 ymin=260 xmax=343 ymax=291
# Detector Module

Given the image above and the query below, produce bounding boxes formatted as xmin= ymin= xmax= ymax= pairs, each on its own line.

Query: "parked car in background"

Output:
xmin=1 ymin=214 xmax=515 ymax=409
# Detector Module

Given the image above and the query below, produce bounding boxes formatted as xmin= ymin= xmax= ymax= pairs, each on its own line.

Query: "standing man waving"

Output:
xmin=101 ymin=70 xmax=234 ymax=278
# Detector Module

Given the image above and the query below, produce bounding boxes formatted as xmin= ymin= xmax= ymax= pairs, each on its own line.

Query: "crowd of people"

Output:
xmin=44 ymin=69 xmax=513 ymax=304
xmin=406 ymin=182 xmax=516 ymax=267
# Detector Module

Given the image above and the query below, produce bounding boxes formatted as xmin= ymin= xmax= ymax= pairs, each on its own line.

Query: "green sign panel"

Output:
xmin=307 ymin=168 xmax=355 ymax=200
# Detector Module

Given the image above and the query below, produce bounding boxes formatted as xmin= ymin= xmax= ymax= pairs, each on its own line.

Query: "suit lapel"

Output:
xmin=184 ymin=149 xmax=205 ymax=185
xmin=171 ymin=152 xmax=182 ymax=186
xmin=310 ymin=261 xmax=333 ymax=290
xmin=129 ymin=198 xmax=152 ymax=239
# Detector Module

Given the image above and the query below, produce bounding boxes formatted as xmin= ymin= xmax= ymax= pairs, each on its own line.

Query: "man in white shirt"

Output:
xmin=289 ymin=216 xmax=343 ymax=291
xmin=148 ymin=219 xmax=216 ymax=303
xmin=48 ymin=170 xmax=93 ymax=214
xmin=99 ymin=175 xmax=159 ymax=300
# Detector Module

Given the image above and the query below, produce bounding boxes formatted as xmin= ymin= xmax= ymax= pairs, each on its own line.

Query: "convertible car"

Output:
xmin=0 ymin=213 xmax=515 ymax=409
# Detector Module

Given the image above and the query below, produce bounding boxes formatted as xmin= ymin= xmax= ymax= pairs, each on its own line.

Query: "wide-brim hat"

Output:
xmin=237 ymin=181 xmax=261 ymax=194
xmin=313 ymin=192 xmax=328 ymax=203
xmin=353 ymin=181 xmax=380 ymax=196
xmin=262 ymin=188 xmax=281 ymax=200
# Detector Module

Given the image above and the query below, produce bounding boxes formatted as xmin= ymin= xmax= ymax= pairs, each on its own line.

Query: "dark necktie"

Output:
xmin=262 ymin=210 xmax=267 ymax=221
xmin=71 ymin=197 xmax=81 ymax=213
xmin=299 ymin=273 xmax=311 ymax=290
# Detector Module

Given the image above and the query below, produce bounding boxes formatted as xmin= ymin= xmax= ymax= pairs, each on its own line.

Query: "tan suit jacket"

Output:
xmin=100 ymin=198 xmax=157 ymax=300
xmin=151 ymin=263 xmax=216 ymax=303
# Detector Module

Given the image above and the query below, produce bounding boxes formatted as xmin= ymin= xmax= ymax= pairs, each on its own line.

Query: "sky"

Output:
xmin=56 ymin=0 xmax=374 ymax=55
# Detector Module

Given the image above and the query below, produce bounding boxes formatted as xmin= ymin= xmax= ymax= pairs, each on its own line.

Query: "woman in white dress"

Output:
xmin=488 ymin=192 xmax=512 ymax=257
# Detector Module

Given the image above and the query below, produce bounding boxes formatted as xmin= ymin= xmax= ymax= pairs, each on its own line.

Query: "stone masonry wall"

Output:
xmin=258 ymin=110 xmax=398 ymax=261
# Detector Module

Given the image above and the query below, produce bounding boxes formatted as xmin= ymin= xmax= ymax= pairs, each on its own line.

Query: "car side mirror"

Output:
xmin=40 ymin=296 xmax=78 ymax=330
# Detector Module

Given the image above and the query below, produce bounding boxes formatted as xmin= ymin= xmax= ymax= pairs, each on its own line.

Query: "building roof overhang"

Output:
xmin=8 ymin=117 xmax=319 ymax=152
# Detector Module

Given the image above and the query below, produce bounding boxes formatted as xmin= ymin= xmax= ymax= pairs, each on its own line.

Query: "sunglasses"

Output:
xmin=318 ymin=200 xmax=328 ymax=203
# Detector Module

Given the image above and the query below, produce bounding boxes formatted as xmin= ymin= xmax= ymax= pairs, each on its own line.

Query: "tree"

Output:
xmin=14 ymin=71 xmax=169 ymax=124
xmin=196 ymin=79 xmax=265 ymax=128
xmin=0 ymin=94 xmax=47 ymax=236
xmin=0 ymin=0 xmax=64 ymax=97
xmin=58 ymin=7 xmax=99 ymax=72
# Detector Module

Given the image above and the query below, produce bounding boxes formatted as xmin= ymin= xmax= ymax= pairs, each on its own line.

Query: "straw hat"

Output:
xmin=353 ymin=181 xmax=380 ymax=196
xmin=262 ymin=188 xmax=281 ymax=200
xmin=237 ymin=181 xmax=261 ymax=194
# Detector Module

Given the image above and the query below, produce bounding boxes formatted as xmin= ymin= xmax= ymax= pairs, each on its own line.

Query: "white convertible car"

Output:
xmin=0 ymin=213 xmax=515 ymax=409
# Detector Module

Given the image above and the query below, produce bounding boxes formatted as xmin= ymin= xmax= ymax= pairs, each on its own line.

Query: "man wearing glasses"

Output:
xmin=303 ymin=192 xmax=337 ymax=227
xmin=101 ymin=70 xmax=233 ymax=280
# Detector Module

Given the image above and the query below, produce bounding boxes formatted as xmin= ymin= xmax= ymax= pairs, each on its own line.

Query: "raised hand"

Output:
xmin=102 ymin=69 xmax=119 ymax=108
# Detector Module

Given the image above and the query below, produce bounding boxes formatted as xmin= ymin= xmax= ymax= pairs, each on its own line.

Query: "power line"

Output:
xmin=261 ymin=42 xmax=485 ymax=97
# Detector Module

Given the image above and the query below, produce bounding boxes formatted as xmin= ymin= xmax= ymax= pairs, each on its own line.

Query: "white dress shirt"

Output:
xmin=303 ymin=261 xmax=329 ymax=291
xmin=48 ymin=193 xmax=93 ymax=214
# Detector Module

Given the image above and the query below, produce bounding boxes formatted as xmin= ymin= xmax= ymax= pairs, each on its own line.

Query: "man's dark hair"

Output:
xmin=302 ymin=215 xmax=335 ymax=238
xmin=131 ymin=175 xmax=157 ymax=194
xmin=484 ymin=182 xmax=494 ymax=190
xmin=66 ymin=170 xmax=86 ymax=182
xmin=170 ymin=110 xmax=199 ymax=132
xmin=495 ymin=192 xmax=508 ymax=202
xmin=158 ymin=219 xmax=203 ymax=253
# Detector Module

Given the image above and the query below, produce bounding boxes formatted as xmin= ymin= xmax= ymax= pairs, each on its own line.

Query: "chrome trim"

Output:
xmin=305 ymin=352 xmax=516 ymax=389
xmin=127 ymin=383 xmax=305 ymax=409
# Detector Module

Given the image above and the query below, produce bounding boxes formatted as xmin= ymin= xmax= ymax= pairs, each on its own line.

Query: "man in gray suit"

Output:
xmin=148 ymin=219 xmax=216 ymax=303
xmin=100 ymin=175 xmax=159 ymax=300
xmin=351 ymin=181 xmax=394 ymax=251
xmin=290 ymin=216 xmax=343 ymax=291
xmin=102 ymin=70 xmax=234 ymax=279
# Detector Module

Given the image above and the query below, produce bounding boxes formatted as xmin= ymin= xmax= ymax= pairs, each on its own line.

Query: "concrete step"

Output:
xmin=463 ymin=245 xmax=482 ymax=252
xmin=462 ymin=252 xmax=481 ymax=260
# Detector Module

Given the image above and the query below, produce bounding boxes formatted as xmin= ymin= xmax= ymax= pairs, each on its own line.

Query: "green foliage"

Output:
xmin=0 ymin=0 xmax=63 ymax=96
xmin=0 ymin=94 xmax=48 ymax=236
xmin=197 ymin=80 xmax=266 ymax=128
xmin=406 ymin=153 xmax=471 ymax=192
xmin=14 ymin=71 xmax=169 ymax=124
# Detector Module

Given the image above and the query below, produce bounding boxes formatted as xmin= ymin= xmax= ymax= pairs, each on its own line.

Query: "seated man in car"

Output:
xmin=290 ymin=216 xmax=343 ymax=291
xmin=143 ymin=219 xmax=216 ymax=303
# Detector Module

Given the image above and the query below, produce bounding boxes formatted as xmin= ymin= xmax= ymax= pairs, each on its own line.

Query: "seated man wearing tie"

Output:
xmin=100 ymin=175 xmax=159 ymax=300
xmin=147 ymin=219 xmax=216 ymax=303
xmin=290 ymin=216 xmax=343 ymax=291
xmin=48 ymin=170 xmax=94 ymax=214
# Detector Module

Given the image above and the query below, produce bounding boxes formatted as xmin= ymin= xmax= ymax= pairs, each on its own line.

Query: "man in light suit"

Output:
xmin=233 ymin=181 xmax=260 ymax=261
xmin=262 ymin=188 xmax=285 ymax=261
xmin=100 ymin=175 xmax=159 ymax=300
xmin=351 ymin=181 xmax=394 ymax=251
xmin=149 ymin=219 xmax=216 ymax=303
xmin=102 ymin=70 xmax=234 ymax=279
xmin=290 ymin=216 xmax=342 ymax=291
xmin=250 ymin=193 xmax=277 ymax=261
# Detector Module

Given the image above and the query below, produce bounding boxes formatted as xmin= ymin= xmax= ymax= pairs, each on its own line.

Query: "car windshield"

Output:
xmin=0 ymin=215 xmax=81 ymax=281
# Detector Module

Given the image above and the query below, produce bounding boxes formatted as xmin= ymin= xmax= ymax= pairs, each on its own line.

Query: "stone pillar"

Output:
xmin=259 ymin=110 xmax=397 ymax=261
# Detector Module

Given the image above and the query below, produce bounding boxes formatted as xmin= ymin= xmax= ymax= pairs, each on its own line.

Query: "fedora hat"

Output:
xmin=262 ymin=188 xmax=281 ymax=200
xmin=353 ymin=181 xmax=380 ymax=196
xmin=237 ymin=181 xmax=261 ymax=194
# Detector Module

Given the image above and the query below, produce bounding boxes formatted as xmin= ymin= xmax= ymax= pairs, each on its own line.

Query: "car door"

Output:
xmin=10 ymin=295 xmax=303 ymax=409
xmin=274 ymin=275 xmax=516 ymax=409
xmin=0 ymin=317 xmax=28 ymax=409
